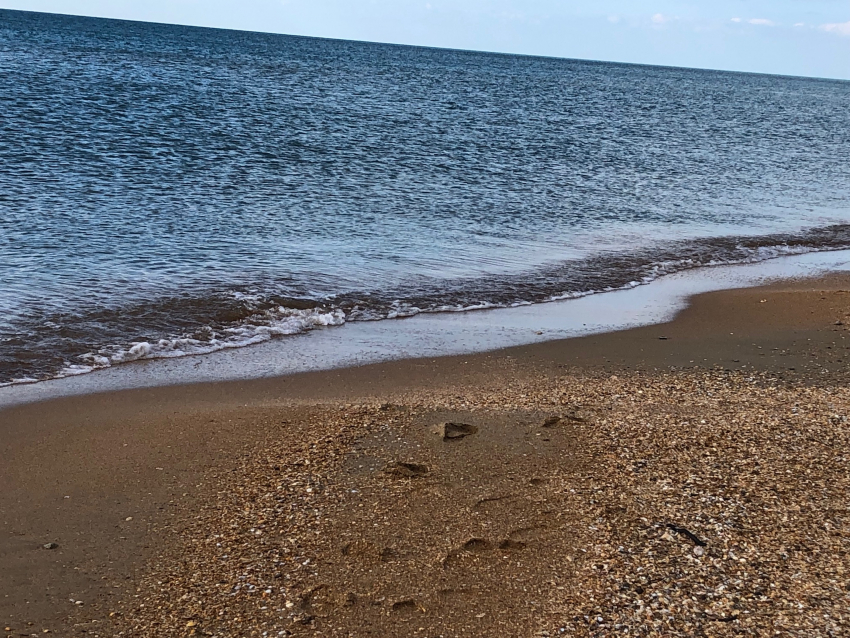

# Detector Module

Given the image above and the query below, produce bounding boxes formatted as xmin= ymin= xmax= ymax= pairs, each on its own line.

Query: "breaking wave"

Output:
xmin=4 ymin=224 xmax=850 ymax=387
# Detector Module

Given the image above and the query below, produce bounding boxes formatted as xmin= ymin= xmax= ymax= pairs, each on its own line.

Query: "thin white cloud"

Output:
xmin=651 ymin=13 xmax=673 ymax=25
xmin=822 ymin=21 xmax=850 ymax=37
xmin=748 ymin=18 xmax=775 ymax=27
xmin=793 ymin=23 xmax=805 ymax=28
xmin=730 ymin=17 xmax=742 ymax=23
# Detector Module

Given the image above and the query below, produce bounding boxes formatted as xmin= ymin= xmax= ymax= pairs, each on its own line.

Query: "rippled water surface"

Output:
xmin=1 ymin=9 xmax=850 ymax=384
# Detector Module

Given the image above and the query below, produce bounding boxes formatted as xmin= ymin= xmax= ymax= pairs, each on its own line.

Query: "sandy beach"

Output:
xmin=2 ymin=275 xmax=850 ymax=637
xmin=4 ymin=10 xmax=850 ymax=638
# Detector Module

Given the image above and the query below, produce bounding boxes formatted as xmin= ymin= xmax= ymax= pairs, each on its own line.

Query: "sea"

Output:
xmin=2 ymin=8 xmax=850 ymax=387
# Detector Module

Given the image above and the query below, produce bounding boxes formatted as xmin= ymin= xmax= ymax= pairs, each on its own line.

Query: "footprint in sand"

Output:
xmin=384 ymin=461 xmax=430 ymax=478
xmin=391 ymin=599 xmax=422 ymax=614
xmin=543 ymin=410 xmax=589 ymax=427
xmin=443 ymin=535 xmax=529 ymax=567
xmin=462 ymin=538 xmax=490 ymax=552
xmin=300 ymin=584 xmax=338 ymax=617
xmin=473 ymin=494 xmax=515 ymax=509
xmin=341 ymin=540 xmax=396 ymax=564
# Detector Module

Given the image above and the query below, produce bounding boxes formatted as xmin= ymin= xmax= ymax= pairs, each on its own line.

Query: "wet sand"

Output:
xmin=2 ymin=275 xmax=850 ymax=636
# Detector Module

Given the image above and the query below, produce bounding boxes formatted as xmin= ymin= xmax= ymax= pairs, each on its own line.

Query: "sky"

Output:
xmin=1 ymin=1 xmax=849 ymax=80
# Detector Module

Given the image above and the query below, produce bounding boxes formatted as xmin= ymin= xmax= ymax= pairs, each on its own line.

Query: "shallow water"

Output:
xmin=2 ymin=9 xmax=850 ymax=385
xmin=3 ymin=248 xmax=849 ymax=408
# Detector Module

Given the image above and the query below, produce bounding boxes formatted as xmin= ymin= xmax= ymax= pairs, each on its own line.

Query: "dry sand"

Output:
xmin=2 ymin=275 xmax=850 ymax=636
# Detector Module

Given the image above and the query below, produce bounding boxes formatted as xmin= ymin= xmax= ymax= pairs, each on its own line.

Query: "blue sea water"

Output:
xmin=1 ymin=9 xmax=850 ymax=385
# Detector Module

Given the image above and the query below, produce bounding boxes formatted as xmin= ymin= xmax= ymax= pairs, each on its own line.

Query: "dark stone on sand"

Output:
xmin=42 ymin=543 xmax=59 ymax=550
xmin=440 ymin=422 xmax=478 ymax=440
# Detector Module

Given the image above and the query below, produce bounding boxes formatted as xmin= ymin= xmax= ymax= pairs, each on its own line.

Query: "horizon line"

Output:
xmin=2 ymin=6 xmax=848 ymax=83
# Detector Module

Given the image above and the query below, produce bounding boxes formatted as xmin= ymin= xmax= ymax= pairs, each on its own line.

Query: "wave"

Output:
xmin=3 ymin=224 xmax=850 ymax=387
xmin=58 ymin=308 xmax=346 ymax=382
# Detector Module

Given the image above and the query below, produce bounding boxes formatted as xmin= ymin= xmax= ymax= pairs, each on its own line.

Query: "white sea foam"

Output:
xmin=55 ymin=307 xmax=347 ymax=380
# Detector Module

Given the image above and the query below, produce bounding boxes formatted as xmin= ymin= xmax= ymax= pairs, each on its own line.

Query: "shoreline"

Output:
xmin=4 ymin=247 xmax=850 ymax=410
xmin=2 ymin=273 xmax=850 ymax=635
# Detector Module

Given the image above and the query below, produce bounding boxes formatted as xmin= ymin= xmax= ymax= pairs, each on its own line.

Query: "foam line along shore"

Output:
xmin=1 ymin=248 xmax=849 ymax=408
